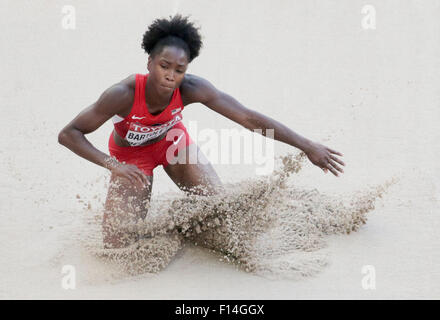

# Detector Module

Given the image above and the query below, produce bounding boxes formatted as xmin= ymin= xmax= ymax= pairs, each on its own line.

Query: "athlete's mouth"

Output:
xmin=161 ymin=85 xmax=174 ymax=90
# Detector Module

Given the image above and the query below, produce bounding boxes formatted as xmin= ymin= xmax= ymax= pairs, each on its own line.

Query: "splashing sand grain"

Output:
xmin=81 ymin=152 xmax=396 ymax=279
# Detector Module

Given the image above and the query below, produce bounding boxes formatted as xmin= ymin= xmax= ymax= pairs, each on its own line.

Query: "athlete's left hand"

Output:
xmin=304 ymin=141 xmax=345 ymax=176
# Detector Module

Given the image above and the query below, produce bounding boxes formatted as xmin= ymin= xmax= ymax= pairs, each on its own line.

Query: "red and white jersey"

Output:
xmin=112 ymin=73 xmax=185 ymax=146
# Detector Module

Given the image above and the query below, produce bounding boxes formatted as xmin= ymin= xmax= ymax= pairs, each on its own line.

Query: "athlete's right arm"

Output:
xmin=57 ymin=83 xmax=149 ymax=186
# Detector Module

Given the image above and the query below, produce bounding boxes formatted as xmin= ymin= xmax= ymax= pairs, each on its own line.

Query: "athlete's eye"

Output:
xmin=161 ymin=65 xmax=168 ymax=69
xmin=177 ymin=70 xmax=184 ymax=74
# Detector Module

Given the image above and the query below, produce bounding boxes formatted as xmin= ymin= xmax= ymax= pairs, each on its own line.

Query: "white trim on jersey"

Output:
xmin=112 ymin=114 xmax=124 ymax=124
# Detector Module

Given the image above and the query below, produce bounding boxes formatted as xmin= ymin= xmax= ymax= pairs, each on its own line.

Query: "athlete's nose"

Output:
xmin=165 ymin=70 xmax=175 ymax=82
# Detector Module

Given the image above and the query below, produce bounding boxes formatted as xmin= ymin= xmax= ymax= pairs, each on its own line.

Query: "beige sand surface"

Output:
xmin=1 ymin=0 xmax=439 ymax=299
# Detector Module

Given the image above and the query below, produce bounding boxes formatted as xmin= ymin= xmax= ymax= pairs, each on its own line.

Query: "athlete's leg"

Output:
xmin=164 ymin=143 xmax=224 ymax=196
xmin=102 ymin=173 xmax=153 ymax=248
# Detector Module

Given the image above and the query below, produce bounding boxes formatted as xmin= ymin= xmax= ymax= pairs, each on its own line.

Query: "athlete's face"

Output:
xmin=147 ymin=46 xmax=189 ymax=93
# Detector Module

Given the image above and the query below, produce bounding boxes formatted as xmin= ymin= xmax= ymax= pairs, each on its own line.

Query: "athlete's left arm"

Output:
xmin=182 ymin=74 xmax=345 ymax=176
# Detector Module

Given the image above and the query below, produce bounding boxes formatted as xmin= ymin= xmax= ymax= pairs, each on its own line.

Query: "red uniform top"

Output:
xmin=112 ymin=73 xmax=184 ymax=146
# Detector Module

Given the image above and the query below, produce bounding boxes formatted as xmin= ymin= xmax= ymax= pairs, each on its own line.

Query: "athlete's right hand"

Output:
xmin=111 ymin=162 xmax=150 ymax=188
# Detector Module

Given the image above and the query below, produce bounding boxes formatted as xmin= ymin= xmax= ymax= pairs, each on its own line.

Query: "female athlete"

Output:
xmin=58 ymin=15 xmax=345 ymax=248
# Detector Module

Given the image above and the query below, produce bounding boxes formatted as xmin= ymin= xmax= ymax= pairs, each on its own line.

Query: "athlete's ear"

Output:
xmin=147 ymin=56 xmax=152 ymax=72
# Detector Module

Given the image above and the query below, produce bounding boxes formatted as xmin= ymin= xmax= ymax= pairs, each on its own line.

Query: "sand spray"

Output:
xmin=75 ymin=152 xmax=396 ymax=280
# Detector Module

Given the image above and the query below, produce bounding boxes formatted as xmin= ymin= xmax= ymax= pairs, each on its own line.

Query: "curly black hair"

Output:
xmin=141 ymin=14 xmax=203 ymax=63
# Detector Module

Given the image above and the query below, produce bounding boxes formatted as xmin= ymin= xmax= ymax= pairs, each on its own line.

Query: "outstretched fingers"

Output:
xmin=330 ymin=154 xmax=345 ymax=167
xmin=326 ymin=163 xmax=339 ymax=176
xmin=329 ymin=159 xmax=344 ymax=174
xmin=327 ymin=147 xmax=343 ymax=157
xmin=325 ymin=148 xmax=345 ymax=177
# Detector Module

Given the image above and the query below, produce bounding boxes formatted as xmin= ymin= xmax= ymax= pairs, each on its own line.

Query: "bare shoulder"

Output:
xmin=180 ymin=73 xmax=221 ymax=106
xmin=119 ymin=73 xmax=136 ymax=90
xmin=96 ymin=74 xmax=136 ymax=116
